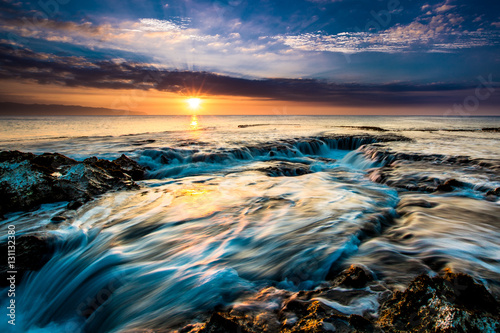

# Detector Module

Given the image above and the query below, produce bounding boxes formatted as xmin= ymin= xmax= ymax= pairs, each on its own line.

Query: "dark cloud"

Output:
xmin=0 ymin=43 xmax=499 ymax=108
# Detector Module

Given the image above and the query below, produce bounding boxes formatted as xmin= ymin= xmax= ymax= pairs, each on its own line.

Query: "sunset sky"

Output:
xmin=0 ymin=0 xmax=499 ymax=115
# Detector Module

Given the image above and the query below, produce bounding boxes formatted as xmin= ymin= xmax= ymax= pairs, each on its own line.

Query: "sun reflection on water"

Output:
xmin=190 ymin=115 xmax=199 ymax=130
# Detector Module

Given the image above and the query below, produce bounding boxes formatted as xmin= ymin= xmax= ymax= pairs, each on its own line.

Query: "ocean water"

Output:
xmin=0 ymin=115 xmax=499 ymax=332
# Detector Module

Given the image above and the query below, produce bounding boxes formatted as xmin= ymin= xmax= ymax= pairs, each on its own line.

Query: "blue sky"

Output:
xmin=0 ymin=0 xmax=499 ymax=114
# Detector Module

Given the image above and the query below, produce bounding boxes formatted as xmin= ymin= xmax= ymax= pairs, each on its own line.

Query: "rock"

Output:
xmin=0 ymin=151 xmax=144 ymax=216
xmin=486 ymin=187 xmax=500 ymax=197
xmin=201 ymin=313 xmax=248 ymax=333
xmin=50 ymin=215 xmax=66 ymax=223
xmin=181 ymin=268 xmax=500 ymax=333
xmin=339 ymin=126 xmax=387 ymax=132
xmin=378 ymin=271 xmax=500 ymax=332
xmin=435 ymin=179 xmax=462 ymax=192
xmin=0 ymin=234 xmax=54 ymax=287
xmin=67 ymin=198 xmax=87 ymax=210
xmin=349 ymin=314 xmax=374 ymax=332
xmin=114 ymin=154 xmax=145 ymax=180
xmin=257 ymin=161 xmax=311 ymax=177
xmin=482 ymin=127 xmax=500 ymax=132
xmin=329 ymin=265 xmax=374 ymax=288
xmin=187 ymin=281 xmax=377 ymax=333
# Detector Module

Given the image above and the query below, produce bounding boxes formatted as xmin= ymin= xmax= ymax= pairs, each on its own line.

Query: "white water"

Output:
xmin=0 ymin=116 xmax=499 ymax=332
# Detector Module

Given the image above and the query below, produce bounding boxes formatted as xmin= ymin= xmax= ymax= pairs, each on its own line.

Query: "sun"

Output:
xmin=186 ymin=98 xmax=202 ymax=110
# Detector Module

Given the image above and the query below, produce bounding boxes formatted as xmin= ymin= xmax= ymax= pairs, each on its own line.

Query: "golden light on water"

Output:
xmin=190 ymin=115 xmax=199 ymax=130
xmin=186 ymin=98 xmax=202 ymax=110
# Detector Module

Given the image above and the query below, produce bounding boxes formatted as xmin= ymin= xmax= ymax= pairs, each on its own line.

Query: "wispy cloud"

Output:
xmin=137 ymin=18 xmax=189 ymax=32
xmin=273 ymin=12 xmax=499 ymax=54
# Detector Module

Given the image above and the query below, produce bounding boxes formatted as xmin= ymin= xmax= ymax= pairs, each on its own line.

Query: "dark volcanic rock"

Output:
xmin=378 ymin=271 xmax=500 ymax=332
xmin=338 ymin=126 xmax=387 ymax=132
xmin=192 ymin=298 xmax=374 ymax=333
xmin=482 ymin=127 xmax=500 ymax=132
xmin=330 ymin=265 xmax=374 ymax=289
xmin=257 ymin=161 xmax=311 ymax=177
xmin=113 ymin=154 xmax=146 ymax=180
xmin=181 ymin=269 xmax=500 ymax=333
xmin=185 ymin=266 xmax=381 ymax=333
xmin=67 ymin=198 xmax=87 ymax=210
xmin=201 ymin=313 xmax=249 ymax=333
xmin=435 ymin=178 xmax=463 ymax=192
xmin=50 ymin=215 xmax=67 ymax=223
xmin=0 ymin=151 xmax=145 ymax=216
xmin=0 ymin=234 xmax=54 ymax=287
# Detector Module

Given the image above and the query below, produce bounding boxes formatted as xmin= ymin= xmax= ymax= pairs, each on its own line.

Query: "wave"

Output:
xmin=3 ymin=169 xmax=399 ymax=332
xmin=137 ymin=135 xmax=403 ymax=179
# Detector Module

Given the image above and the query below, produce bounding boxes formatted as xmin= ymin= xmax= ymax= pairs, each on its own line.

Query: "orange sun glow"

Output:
xmin=186 ymin=98 xmax=202 ymax=110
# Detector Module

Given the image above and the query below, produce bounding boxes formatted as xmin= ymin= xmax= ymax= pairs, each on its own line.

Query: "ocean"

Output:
xmin=0 ymin=115 xmax=499 ymax=332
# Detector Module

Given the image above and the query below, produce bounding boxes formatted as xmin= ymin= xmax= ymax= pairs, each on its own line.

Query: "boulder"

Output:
xmin=378 ymin=271 xmax=500 ymax=332
xmin=329 ymin=265 xmax=374 ymax=288
xmin=0 ymin=151 xmax=145 ymax=216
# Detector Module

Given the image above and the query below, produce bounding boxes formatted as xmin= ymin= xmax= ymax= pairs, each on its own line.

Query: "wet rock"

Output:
xmin=50 ymin=215 xmax=66 ymax=223
xmin=0 ymin=150 xmax=144 ymax=216
xmin=349 ymin=314 xmax=374 ymax=332
xmin=109 ymin=154 xmax=146 ymax=181
xmin=67 ymin=198 xmax=87 ymax=210
xmin=279 ymin=300 xmax=374 ymax=333
xmin=378 ymin=271 xmax=500 ymax=332
xmin=0 ymin=234 xmax=54 ymax=287
xmin=486 ymin=187 xmax=500 ymax=197
xmin=182 ymin=268 xmax=500 ymax=333
xmin=187 ymin=279 xmax=379 ymax=333
xmin=238 ymin=124 xmax=271 ymax=128
xmin=257 ymin=161 xmax=311 ymax=177
xmin=201 ymin=313 xmax=249 ymax=333
xmin=338 ymin=126 xmax=387 ymax=132
xmin=482 ymin=127 xmax=500 ymax=132
xmin=435 ymin=178 xmax=462 ymax=192
xmin=330 ymin=265 xmax=374 ymax=288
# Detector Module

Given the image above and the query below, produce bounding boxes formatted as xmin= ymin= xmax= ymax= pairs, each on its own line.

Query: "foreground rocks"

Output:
xmin=0 ymin=151 xmax=145 ymax=217
xmin=378 ymin=271 xmax=500 ymax=332
xmin=257 ymin=161 xmax=312 ymax=177
xmin=179 ymin=267 xmax=500 ymax=333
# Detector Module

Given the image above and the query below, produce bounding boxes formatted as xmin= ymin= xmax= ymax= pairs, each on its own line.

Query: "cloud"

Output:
xmin=0 ymin=13 xmax=323 ymax=79
xmin=1 ymin=43 xmax=498 ymax=108
xmin=435 ymin=4 xmax=455 ymax=13
xmin=274 ymin=12 xmax=499 ymax=54
xmin=138 ymin=18 xmax=188 ymax=32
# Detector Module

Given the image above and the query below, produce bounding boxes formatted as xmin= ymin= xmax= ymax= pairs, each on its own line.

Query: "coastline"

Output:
xmin=1 ymin=129 xmax=499 ymax=332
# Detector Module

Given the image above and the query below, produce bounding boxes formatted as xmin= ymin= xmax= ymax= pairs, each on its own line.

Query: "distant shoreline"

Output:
xmin=0 ymin=102 xmax=146 ymax=116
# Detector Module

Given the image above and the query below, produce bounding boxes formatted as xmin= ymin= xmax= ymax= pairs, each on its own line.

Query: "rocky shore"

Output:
xmin=0 ymin=150 xmax=145 ymax=217
xmin=2 ymin=136 xmax=499 ymax=332
xmin=179 ymin=267 xmax=500 ymax=333
xmin=0 ymin=150 xmax=146 ymax=287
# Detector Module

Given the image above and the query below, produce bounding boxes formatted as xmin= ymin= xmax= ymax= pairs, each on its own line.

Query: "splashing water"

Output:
xmin=1 ymin=115 xmax=500 ymax=332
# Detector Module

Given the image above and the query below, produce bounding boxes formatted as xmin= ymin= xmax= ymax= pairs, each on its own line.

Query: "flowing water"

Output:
xmin=0 ymin=115 xmax=499 ymax=332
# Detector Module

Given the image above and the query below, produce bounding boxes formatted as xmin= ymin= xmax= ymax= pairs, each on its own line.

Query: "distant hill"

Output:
xmin=0 ymin=102 xmax=147 ymax=116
